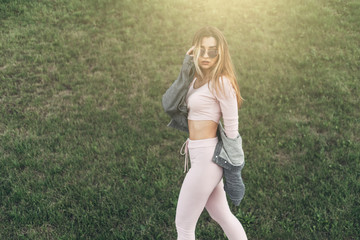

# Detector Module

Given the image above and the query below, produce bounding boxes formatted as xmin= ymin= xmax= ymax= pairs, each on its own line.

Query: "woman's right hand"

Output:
xmin=186 ymin=46 xmax=195 ymax=56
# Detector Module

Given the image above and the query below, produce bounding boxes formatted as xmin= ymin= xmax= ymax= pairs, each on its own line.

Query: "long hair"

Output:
xmin=192 ymin=26 xmax=243 ymax=108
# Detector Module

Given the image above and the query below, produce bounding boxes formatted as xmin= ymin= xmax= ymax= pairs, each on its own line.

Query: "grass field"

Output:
xmin=1 ymin=0 xmax=359 ymax=239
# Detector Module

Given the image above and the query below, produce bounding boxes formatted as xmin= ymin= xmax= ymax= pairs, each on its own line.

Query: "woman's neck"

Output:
xmin=202 ymin=69 xmax=210 ymax=76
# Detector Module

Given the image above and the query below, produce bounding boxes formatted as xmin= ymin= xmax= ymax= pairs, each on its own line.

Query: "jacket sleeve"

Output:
xmin=162 ymin=55 xmax=195 ymax=118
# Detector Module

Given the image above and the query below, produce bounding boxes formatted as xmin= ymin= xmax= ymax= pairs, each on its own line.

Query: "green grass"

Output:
xmin=1 ymin=0 xmax=359 ymax=239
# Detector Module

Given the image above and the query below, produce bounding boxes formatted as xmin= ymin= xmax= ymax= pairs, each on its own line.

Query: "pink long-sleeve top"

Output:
xmin=186 ymin=76 xmax=239 ymax=138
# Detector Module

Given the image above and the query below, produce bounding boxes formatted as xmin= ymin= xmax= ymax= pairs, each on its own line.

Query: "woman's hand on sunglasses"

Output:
xmin=186 ymin=46 xmax=195 ymax=56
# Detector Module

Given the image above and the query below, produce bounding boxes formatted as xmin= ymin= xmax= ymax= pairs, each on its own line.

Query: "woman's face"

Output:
xmin=198 ymin=37 xmax=218 ymax=73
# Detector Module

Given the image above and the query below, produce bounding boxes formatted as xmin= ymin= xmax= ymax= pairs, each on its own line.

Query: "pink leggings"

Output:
xmin=175 ymin=137 xmax=247 ymax=240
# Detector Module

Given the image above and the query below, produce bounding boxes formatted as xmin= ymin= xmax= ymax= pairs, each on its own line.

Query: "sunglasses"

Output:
xmin=199 ymin=48 xmax=218 ymax=58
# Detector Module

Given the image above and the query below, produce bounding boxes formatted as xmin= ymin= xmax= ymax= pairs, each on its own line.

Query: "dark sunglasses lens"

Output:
xmin=208 ymin=50 xmax=218 ymax=58
xmin=200 ymin=49 xmax=218 ymax=58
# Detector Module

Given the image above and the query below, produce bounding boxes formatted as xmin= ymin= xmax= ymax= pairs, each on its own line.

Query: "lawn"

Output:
xmin=0 ymin=0 xmax=359 ymax=239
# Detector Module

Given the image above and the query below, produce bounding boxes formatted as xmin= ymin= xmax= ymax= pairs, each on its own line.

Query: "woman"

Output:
xmin=162 ymin=26 xmax=247 ymax=240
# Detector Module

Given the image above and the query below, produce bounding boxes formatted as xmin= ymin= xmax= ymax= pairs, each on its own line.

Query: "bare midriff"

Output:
xmin=188 ymin=120 xmax=218 ymax=140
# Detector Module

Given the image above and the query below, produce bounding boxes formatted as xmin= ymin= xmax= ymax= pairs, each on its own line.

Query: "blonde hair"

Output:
xmin=192 ymin=26 xmax=243 ymax=108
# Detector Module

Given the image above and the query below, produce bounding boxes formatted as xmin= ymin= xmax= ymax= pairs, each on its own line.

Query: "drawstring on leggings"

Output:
xmin=180 ymin=139 xmax=189 ymax=173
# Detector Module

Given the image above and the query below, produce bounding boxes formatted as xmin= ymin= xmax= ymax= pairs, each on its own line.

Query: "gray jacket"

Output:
xmin=162 ymin=55 xmax=245 ymax=206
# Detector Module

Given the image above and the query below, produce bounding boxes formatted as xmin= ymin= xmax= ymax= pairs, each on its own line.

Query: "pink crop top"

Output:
xmin=186 ymin=76 xmax=239 ymax=138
